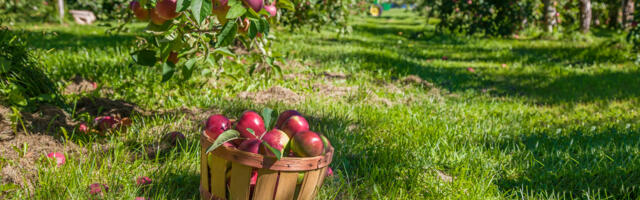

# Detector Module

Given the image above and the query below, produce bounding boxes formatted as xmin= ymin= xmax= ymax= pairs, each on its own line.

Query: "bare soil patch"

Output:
xmin=0 ymin=133 xmax=80 ymax=190
xmin=400 ymin=75 xmax=434 ymax=88
xmin=63 ymin=76 xmax=96 ymax=95
xmin=312 ymin=83 xmax=358 ymax=98
xmin=76 ymin=97 xmax=147 ymax=118
xmin=237 ymin=86 xmax=303 ymax=104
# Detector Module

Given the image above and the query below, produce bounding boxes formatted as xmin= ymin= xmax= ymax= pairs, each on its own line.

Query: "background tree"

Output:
xmin=580 ymin=0 xmax=592 ymax=32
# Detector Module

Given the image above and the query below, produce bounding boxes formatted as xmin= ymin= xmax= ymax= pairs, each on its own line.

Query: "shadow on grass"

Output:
xmin=492 ymin=126 xmax=640 ymax=199
xmin=8 ymin=29 xmax=137 ymax=51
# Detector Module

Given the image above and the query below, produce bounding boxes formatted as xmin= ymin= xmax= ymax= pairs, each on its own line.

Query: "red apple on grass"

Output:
xmin=95 ymin=116 xmax=117 ymax=132
xmin=155 ymin=0 xmax=181 ymax=19
xmin=275 ymin=110 xmax=301 ymax=128
xmin=167 ymin=52 xmax=179 ymax=64
xmin=136 ymin=176 xmax=152 ymax=186
xmin=89 ymin=183 xmax=109 ymax=195
xmin=129 ymin=0 xmax=149 ymax=21
xmin=236 ymin=111 xmax=265 ymax=139
xmin=290 ymin=131 xmax=324 ymax=157
xmin=47 ymin=152 xmax=65 ymax=166
xmin=280 ymin=115 xmax=309 ymax=137
xmin=259 ymin=129 xmax=289 ymax=156
xmin=149 ymin=8 xmax=167 ymax=25
xmin=205 ymin=114 xmax=231 ymax=140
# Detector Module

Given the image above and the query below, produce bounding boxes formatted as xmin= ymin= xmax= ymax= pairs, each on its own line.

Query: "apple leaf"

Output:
xmin=212 ymin=47 xmax=235 ymax=57
xmin=176 ymin=0 xmax=191 ymax=12
xmin=215 ymin=20 xmax=237 ymax=48
xmin=261 ymin=108 xmax=273 ymax=131
xmin=190 ymin=0 xmax=212 ymax=25
xmin=276 ymin=0 xmax=295 ymax=11
xmin=261 ymin=141 xmax=283 ymax=160
xmin=259 ymin=18 xmax=269 ymax=35
xmin=248 ymin=19 xmax=258 ymax=38
xmin=206 ymin=130 xmax=240 ymax=153
xmin=161 ymin=62 xmax=175 ymax=82
xmin=246 ymin=128 xmax=256 ymax=137
xmin=226 ymin=4 xmax=246 ymax=19
xmin=131 ymin=50 xmax=157 ymax=66
xmin=182 ymin=58 xmax=197 ymax=80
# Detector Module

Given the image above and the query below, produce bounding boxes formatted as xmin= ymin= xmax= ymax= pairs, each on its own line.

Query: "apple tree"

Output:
xmin=123 ymin=0 xmax=288 ymax=81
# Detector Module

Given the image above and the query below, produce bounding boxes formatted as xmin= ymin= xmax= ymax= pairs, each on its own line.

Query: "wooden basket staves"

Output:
xmin=200 ymin=132 xmax=334 ymax=200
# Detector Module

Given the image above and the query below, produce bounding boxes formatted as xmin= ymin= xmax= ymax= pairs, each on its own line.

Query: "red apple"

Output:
xmin=47 ymin=152 xmax=65 ymax=166
xmin=326 ymin=167 xmax=334 ymax=176
xmin=290 ymin=131 xmax=324 ymax=157
xmin=136 ymin=176 xmax=152 ymax=186
xmin=264 ymin=1 xmax=277 ymax=17
xmin=238 ymin=139 xmax=261 ymax=154
xmin=280 ymin=115 xmax=309 ymax=138
xmin=205 ymin=114 xmax=231 ymax=140
xmin=167 ymin=52 xmax=179 ymax=64
xmin=212 ymin=0 xmax=230 ymax=24
xmin=95 ymin=116 xmax=117 ymax=132
xmin=155 ymin=0 xmax=181 ymax=20
xmin=235 ymin=111 xmax=265 ymax=139
xmin=275 ymin=110 xmax=301 ymax=128
xmin=130 ymin=0 xmax=149 ymax=21
xmin=259 ymin=129 xmax=289 ymax=156
xmin=150 ymin=8 xmax=167 ymax=25
xmin=78 ymin=123 xmax=89 ymax=134
xmin=250 ymin=170 xmax=258 ymax=185
xmin=89 ymin=183 xmax=109 ymax=195
xmin=243 ymin=0 xmax=264 ymax=12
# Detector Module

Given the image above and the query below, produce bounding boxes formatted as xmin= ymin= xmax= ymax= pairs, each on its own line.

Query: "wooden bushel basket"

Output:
xmin=200 ymin=132 xmax=334 ymax=200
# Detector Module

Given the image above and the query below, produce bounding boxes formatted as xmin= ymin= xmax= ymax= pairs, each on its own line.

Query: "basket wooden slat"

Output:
xmin=230 ymin=162 xmax=253 ymax=200
xmin=273 ymin=172 xmax=298 ymax=200
xmin=297 ymin=169 xmax=322 ymax=200
xmin=210 ymin=155 xmax=228 ymax=199
xmin=201 ymin=146 xmax=210 ymax=195
xmin=311 ymin=167 xmax=328 ymax=198
xmin=253 ymin=169 xmax=278 ymax=200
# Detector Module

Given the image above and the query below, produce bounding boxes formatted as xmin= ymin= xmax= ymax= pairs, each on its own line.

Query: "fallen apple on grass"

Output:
xmin=88 ymin=183 xmax=109 ymax=195
xmin=46 ymin=152 xmax=65 ymax=166
xmin=136 ymin=176 xmax=152 ymax=186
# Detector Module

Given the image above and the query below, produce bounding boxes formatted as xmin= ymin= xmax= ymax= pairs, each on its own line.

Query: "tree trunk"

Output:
xmin=622 ymin=0 xmax=635 ymax=28
xmin=543 ymin=0 xmax=557 ymax=32
xmin=57 ymin=0 xmax=64 ymax=24
xmin=580 ymin=0 xmax=592 ymax=33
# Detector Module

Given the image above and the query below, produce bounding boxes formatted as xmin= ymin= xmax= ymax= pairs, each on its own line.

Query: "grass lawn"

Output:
xmin=2 ymin=9 xmax=640 ymax=199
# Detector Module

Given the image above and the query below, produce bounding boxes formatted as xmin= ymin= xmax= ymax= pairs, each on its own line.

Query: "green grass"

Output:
xmin=3 ymin=9 xmax=640 ymax=199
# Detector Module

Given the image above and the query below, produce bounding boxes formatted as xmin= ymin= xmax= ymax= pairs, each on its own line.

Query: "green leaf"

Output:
xmin=248 ymin=19 xmax=258 ymax=38
xmin=259 ymin=17 xmax=269 ymax=34
xmin=227 ymin=0 xmax=241 ymax=6
xmin=276 ymin=0 xmax=295 ymax=11
xmin=176 ymin=0 xmax=191 ymax=12
xmin=246 ymin=128 xmax=256 ymax=137
xmin=261 ymin=108 xmax=273 ymax=131
xmin=131 ymin=50 xmax=157 ymax=66
xmin=162 ymin=62 xmax=175 ymax=82
xmin=215 ymin=21 xmax=238 ymax=47
xmin=182 ymin=58 xmax=197 ymax=79
xmin=212 ymin=47 xmax=235 ymax=57
xmin=206 ymin=130 xmax=241 ymax=153
xmin=191 ymin=0 xmax=212 ymax=25
xmin=146 ymin=21 xmax=172 ymax=32
xmin=226 ymin=4 xmax=247 ymax=19
xmin=261 ymin=141 xmax=283 ymax=160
